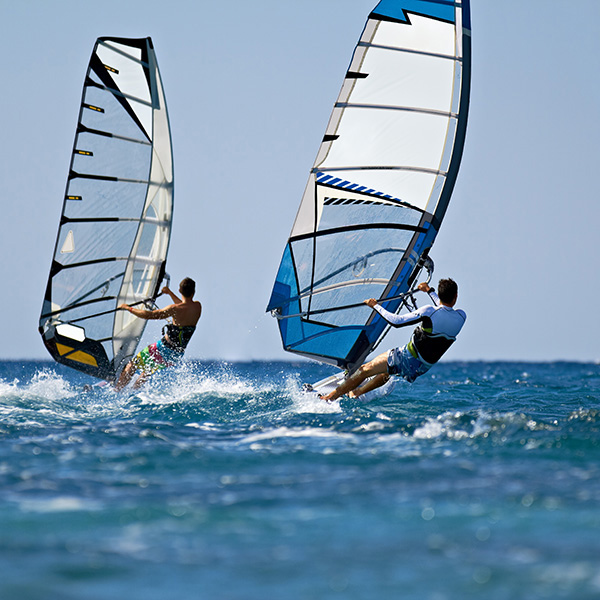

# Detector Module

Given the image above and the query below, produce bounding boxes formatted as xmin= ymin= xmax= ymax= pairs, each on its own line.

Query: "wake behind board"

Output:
xmin=82 ymin=380 xmax=111 ymax=392
xmin=304 ymin=372 xmax=396 ymax=401
xmin=303 ymin=372 xmax=347 ymax=396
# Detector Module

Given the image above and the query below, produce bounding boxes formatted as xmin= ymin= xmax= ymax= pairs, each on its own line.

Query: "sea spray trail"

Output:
xmin=1 ymin=360 xmax=600 ymax=600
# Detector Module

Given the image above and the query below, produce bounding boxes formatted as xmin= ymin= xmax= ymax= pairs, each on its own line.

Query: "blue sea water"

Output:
xmin=1 ymin=359 xmax=599 ymax=600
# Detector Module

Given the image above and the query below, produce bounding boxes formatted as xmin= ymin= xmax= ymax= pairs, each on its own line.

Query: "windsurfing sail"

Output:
xmin=39 ymin=37 xmax=174 ymax=381
xmin=267 ymin=0 xmax=471 ymax=371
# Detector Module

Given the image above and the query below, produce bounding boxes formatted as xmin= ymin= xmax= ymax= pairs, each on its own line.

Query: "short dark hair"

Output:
xmin=179 ymin=277 xmax=196 ymax=298
xmin=437 ymin=278 xmax=458 ymax=304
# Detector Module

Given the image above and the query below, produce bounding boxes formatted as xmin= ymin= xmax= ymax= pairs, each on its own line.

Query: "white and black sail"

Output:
xmin=39 ymin=37 xmax=173 ymax=381
xmin=267 ymin=1 xmax=471 ymax=371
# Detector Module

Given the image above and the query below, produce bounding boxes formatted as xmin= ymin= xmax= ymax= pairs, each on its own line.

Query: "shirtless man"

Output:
xmin=114 ymin=277 xmax=202 ymax=390
xmin=321 ymin=279 xmax=466 ymax=402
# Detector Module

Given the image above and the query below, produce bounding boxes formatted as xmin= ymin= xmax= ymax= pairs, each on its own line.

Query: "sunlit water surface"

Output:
xmin=1 ymin=360 xmax=599 ymax=599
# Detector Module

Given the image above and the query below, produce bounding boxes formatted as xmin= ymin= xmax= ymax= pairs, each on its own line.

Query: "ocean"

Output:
xmin=1 ymin=359 xmax=599 ymax=600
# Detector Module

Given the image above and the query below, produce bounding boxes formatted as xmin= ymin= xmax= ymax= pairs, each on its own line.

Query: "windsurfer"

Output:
xmin=321 ymin=279 xmax=466 ymax=401
xmin=114 ymin=277 xmax=202 ymax=390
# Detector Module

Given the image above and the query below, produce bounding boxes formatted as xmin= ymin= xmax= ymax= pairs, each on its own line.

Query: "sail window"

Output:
xmin=56 ymin=323 xmax=86 ymax=343
xmin=60 ymin=230 xmax=75 ymax=254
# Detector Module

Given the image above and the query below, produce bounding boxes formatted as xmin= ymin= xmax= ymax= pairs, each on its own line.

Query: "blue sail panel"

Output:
xmin=372 ymin=0 xmax=457 ymax=24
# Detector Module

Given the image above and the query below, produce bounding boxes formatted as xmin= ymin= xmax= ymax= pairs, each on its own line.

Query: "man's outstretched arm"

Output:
xmin=119 ymin=304 xmax=177 ymax=320
xmin=161 ymin=286 xmax=182 ymax=305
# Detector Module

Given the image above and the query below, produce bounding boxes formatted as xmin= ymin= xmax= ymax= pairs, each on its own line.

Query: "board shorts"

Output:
xmin=387 ymin=345 xmax=432 ymax=383
xmin=131 ymin=339 xmax=183 ymax=376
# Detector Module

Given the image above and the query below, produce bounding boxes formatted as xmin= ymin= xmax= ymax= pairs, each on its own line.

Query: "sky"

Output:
xmin=1 ymin=0 xmax=599 ymax=364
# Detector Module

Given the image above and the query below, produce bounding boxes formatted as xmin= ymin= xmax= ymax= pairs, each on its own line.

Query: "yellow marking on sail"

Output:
xmin=56 ymin=343 xmax=74 ymax=356
xmin=75 ymin=150 xmax=93 ymax=156
xmin=67 ymin=351 xmax=98 ymax=367
xmin=83 ymin=103 xmax=104 ymax=113
xmin=104 ymin=64 xmax=119 ymax=74
xmin=56 ymin=343 xmax=98 ymax=367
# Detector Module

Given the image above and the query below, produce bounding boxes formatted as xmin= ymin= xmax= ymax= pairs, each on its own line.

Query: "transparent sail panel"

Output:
xmin=40 ymin=37 xmax=173 ymax=381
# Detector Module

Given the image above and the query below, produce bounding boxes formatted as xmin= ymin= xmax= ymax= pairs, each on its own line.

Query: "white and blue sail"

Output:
xmin=39 ymin=37 xmax=173 ymax=381
xmin=267 ymin=0 xmax=471 ymax=371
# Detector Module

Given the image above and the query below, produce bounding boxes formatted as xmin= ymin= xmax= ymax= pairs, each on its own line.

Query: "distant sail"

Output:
xmin=39 ymin=37 xmax=173 ymax=381
xmin=267 ymin=1 xmax=471 ymax=371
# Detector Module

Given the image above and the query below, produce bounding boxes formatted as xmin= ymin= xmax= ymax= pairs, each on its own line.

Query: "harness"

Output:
xmin=162 ymin=323 xmax=196 ymax=351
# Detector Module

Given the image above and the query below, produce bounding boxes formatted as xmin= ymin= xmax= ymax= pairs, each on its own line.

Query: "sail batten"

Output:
xmin=358 ymin=41 xmax=463 ymax=61
xmin=267 ymin=0 xmax=470 ymax=371
xmin=334 ymin=103 xmax=458 ymax=119
xmin=39 ymin=36 xmax=173 ymax=381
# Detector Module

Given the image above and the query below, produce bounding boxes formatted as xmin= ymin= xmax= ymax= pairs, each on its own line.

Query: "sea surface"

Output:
xmin=1 ymin=359 xmax=599 ymax=600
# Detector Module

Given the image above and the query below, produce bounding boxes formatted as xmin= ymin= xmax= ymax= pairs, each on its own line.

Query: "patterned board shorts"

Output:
xmin=387 ymin=345 xmax=431 ymax=383
xmin=132 ymin=339 xmax=183 ymax=376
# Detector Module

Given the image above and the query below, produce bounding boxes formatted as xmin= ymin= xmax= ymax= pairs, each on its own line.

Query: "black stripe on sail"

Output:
xmin=290 ymin=222 xmax=426 ymax=243
xmin=104 ymin=64 xmax=119 ymax=74
xmin=78 ymin=123 xmax=112 ymax=139
xmin=60 ymin=216 xmax=120 ymax=225
xmin=89 ymin=46 xmax=152 ymax=142
xmin=346 ymin=71 xmax=369 ymax=79
xmin=323 ymin=134 xmax=339 ymax=142
xmin=77 ymin=123 xmax=151 ymax=145
xmin=68 ymin=170 xmax=149 ymax=184
xmin=51 ymin=257 xmax=120 ymax=275
xmin=69 ymin=170 xmax=117 ymax=182
xmin=68 ymin=295 xmax=157 ymax=325
xmin=40 ymin=295 xmax=117 ymax=319
xmin=315 ymin=179 xmax=427 ymax=212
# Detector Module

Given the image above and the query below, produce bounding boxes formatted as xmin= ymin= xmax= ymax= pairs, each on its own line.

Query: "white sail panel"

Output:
xmin=320 ymin=109 xmax=452 ymax=172
xmin=371 ymin=14 xmax=455 ymax=55
xmin=348 ymin=49 xmax=456 ymax=112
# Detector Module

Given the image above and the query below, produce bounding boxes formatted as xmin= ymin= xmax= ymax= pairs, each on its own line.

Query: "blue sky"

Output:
xmin=2 ymin=0 xmax=599 ymax=363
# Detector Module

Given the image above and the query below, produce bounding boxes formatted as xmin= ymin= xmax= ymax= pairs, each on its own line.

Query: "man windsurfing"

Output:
xmin=115 ymin=277 xmax=201 ymax=390
xmin=321 ymin=278 xmax=466 ymax=401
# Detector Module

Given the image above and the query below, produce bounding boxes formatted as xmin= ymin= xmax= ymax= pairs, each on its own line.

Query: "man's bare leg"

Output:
xmin=114 ymin=361 xmax=136 ymax=391
xmin=133 ymin=373 xmax=149 ymax=389
xmin=348 ymin=373 xmax=391 ymax=399
xmin=322 ymin=352 xmax=389 ymax=401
